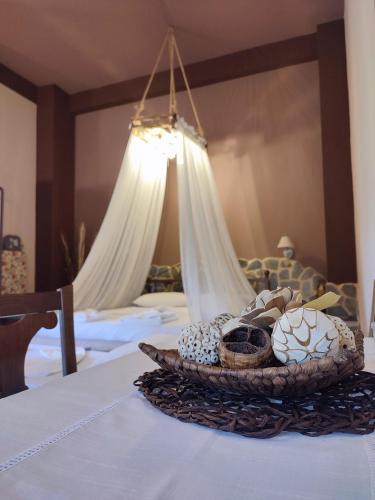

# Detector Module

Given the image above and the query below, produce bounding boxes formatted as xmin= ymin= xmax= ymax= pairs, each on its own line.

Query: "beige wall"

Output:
xmin=345 ymin=0 xmax=375 ymax=333
xmin=0 ymin=84 xmax=36 ymax=291
xmin=76 ymin=61 xmax=326 ymax=274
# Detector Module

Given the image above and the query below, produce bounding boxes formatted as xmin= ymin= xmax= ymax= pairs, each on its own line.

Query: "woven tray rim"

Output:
xmin=140 ymin=330 xmax=363 ymax=378
xmin=139 ymin=330 xmax=364 ymax=396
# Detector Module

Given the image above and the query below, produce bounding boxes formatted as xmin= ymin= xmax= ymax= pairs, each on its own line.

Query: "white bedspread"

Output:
xmin=0 ymin=337 xmax=374 ymax=500
xmin=25 ymin=344 xmax=86 ymax=377
xmin=34 ymin=306 xmax=190 ymax=344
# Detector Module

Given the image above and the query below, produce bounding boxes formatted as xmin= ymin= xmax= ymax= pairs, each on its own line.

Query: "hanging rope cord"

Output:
xmin=133 ymin=32 xmax=169 ymax=120
xmin=169 ymin=30 xmax=177 ymax=115
xmin=134 ymin=29 xmax=205 ymax=138
xmin=172 ymin=35 xmax=204 ymax=138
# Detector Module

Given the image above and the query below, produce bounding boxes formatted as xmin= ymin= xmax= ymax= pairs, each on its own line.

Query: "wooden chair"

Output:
xmin=0 ymin=285 xmax=77 ymax=398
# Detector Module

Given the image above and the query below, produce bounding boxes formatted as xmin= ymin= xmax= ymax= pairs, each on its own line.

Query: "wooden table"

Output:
xmin=0 ymin=337 xmax=374 ymax=500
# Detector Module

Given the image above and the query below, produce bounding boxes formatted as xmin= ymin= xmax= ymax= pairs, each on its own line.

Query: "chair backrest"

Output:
xmin=0 ymin=285 xmax=77 ymax=397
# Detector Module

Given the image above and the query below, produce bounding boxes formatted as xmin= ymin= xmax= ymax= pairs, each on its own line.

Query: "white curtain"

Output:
xmin=74 ymin=120 xmax=255 ymax=318
xmin=345 ymin=0 xmax=375 ymax=334
xmin=74 ymin=131 xmax=168 ymax=310
xmin=176 ymin=122 xmax=256 ymax=322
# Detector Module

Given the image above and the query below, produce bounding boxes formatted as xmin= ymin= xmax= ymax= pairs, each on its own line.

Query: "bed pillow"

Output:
xmin=133 ymin=292 xmax=187 ymax=308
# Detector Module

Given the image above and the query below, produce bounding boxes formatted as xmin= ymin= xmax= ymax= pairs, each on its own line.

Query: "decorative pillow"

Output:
xmin=133 ymin=292 xmax=187 ymax=308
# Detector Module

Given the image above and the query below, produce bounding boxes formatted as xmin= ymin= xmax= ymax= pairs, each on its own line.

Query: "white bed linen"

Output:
xmin=0 ymin=338 xmax=374 ymax=500
xmin=34 ymin=306 xmax=190 ymax=344
xmin=25 ymin=349 xmax=109 ymax=389
xmin=25 ymin=344 xmax=86 ymax=378
xmin=25 ymin=333 xmax=179 ymax=388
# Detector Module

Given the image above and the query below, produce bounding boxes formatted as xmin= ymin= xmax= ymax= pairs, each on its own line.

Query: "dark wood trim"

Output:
xmin=36 ymin=85 xmax=75 ymax=291
xmin=58 ymin=285 xmax=77 ymax=376
xmin=0 ymin=285 xmax=78 ymax=377
xmin=0 ymin=284 xmax=76 ymax=396
xmin=0 ymin=64 xmax=37 ymax=103
xmin=317 ymin=19 xmax=357 ymax=283
xmin=0 ymin=312 xmax=57 ymax=396
xmin=0 ymin=290 xmax=60 ymax=316
xmin=70 ymin=33 xmax=317 ymax=115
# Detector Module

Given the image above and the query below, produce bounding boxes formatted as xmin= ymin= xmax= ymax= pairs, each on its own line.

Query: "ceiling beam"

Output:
xmin=69 ymin=32 xmax=317 ymax=115
xmin=0 ymin=64 xmax=37 ymax=103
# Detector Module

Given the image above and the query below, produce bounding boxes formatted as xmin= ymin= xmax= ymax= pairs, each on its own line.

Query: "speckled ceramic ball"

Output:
xmin=328 ymin=315 xmax=356 ymax=351
xmin=271 ymin=307 xmax=340 ymax=365
xmin=178 ymin=313 xmax=234 ymax=365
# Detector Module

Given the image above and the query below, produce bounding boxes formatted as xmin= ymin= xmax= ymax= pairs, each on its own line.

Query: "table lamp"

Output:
xmin=277 ymin=235 xmax=295 ymax=259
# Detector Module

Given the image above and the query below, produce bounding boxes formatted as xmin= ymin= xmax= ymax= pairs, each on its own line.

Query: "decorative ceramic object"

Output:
xmin=328 ymin=315 xmax=356 ymax=351
xmin=218 ymin=327 xmax=273 ymax=369
xmin=222 ymin=287 xmax=302 ymax=337
xmin=271 ymin=307 xmax=340 ymax=365
xmin=241 ymin=287 xmax=300 ymax=316
xmin=178 ymin=313 xmax=234 ymax=365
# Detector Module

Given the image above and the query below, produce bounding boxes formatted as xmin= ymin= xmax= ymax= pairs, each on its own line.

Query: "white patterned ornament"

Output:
xmin=271 ymin=307 xmax=340 ymax=365
xmin=178 ymin=313 xmax=234 ymax=365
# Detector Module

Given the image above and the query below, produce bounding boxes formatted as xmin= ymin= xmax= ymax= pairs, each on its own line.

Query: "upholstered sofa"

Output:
xmin=145 ymin=257 xmax=358 ymax=322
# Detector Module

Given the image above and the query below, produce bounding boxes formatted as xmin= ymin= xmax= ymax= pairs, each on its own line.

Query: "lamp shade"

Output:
xmin=277 ymin=235 xmax=294 ymax=249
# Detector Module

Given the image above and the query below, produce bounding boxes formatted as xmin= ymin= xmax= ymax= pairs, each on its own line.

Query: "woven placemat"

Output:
xmin=134 ymin=369 xmax=375 ymax=439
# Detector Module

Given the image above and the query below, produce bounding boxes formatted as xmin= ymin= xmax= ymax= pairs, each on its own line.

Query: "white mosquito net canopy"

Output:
xmin=73 ymin=29 xmax=255 ymax=322
xmin=74 ymin=118 xmax=255 ymax=321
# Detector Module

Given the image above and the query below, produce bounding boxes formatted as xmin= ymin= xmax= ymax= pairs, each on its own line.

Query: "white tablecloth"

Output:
xmin=0 ymin=337 xmax=374 ymax=500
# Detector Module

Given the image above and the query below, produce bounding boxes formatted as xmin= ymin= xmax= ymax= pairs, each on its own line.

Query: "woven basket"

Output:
xmin=139 ymin=330 xmax=364 ymax=397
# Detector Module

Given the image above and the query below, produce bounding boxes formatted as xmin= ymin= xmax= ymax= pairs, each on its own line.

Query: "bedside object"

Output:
xmin=277 ymin=235 xmax=295 ymax=259
xmin=3 ymin=235 xmax=22 ymax=251
xmin=0 ymin=250 xmax=27 ymax=294
xmin=0 ymin=189 xmax=27 ymax=295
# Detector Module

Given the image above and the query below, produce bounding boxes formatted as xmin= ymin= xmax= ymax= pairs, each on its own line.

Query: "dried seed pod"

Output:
xmin=328 ymin=315 xmax=356 ymax=351
xmin=178 ymin=313 xmax=234 ymax=365
xmin=218 ymin=327 xmax=273 ymax=369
